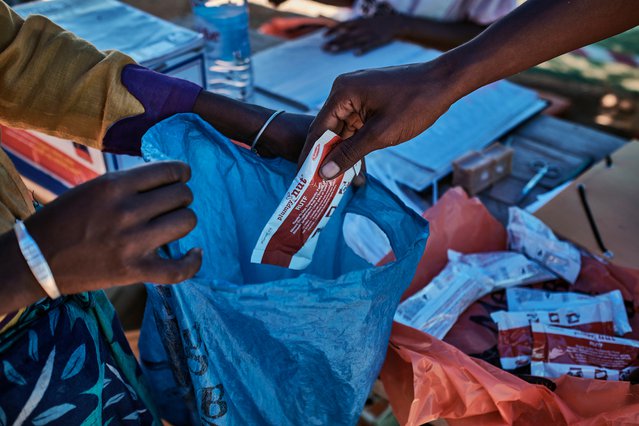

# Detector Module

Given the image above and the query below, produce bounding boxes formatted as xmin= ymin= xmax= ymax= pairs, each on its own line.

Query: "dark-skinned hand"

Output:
xmin=306 ymin=0 xmax=639 ymax=180
xmin=25 ymin=161 xmax=202 ymax=295
xmin=299 ymin=59 xmax=461 ymax=180
xmin=323 ymin=15 xmax=404 ymax=55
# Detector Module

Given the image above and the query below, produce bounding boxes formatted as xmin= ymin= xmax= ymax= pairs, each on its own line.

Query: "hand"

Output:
xmin=257 ymin=112 xmax=315 ymax=162
xmin=25 ymin=161 xmax=202 ymax=295
xmin=323 ymin=15 xmax=404 ymax=55
xmin=300 ymin=58 xmax=465 ymax=179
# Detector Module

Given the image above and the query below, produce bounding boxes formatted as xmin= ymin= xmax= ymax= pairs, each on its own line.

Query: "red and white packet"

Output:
xmin=491 ymin=300 xmax=615 ymax=370
xmin=251 ymin=130 xmax=361 ymax=270
xmin=506 ymin=288 xmax=632 ymax=336
xmin=531 ymin=323 xmax=639 ymax=380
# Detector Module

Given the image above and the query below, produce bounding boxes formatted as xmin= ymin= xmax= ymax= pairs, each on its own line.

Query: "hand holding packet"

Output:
xmin=252 ymin=130 xmax=362 ymax=270
xmin=138 ymin=114 xmax=429 ymax=425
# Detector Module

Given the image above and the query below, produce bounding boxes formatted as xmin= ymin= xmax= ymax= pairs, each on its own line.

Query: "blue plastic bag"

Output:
xmin=138 ymin=114 xmax=429 ymax=426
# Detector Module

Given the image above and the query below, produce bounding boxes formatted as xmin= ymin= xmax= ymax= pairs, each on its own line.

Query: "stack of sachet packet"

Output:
xmin=492 ymin=287 xmax=635 ymax=380
xmin=395 ymin=207 xmax=638 ymax=381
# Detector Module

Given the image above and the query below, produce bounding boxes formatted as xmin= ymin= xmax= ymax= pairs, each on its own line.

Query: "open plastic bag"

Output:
xmin=383 ymin=322 xmax=639 ymax=425
xmin=137 ymin=114 xmax=429 ymax=426
xmin=379 ymin=188 xmax=639 ymax=425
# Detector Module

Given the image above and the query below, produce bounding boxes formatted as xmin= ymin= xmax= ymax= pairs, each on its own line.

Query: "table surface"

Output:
xmin=244 ymin=3 xmax=627 ymax=224
xmin=476 ymin=115 xmax=625 ymax=224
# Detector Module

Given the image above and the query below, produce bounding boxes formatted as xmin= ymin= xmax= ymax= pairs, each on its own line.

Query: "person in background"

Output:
xmin=301 ymin=0 xmax=639 ymax=181
xmin=0 ymin=1 xmax=311 ymax=423
xmin=271 ymin=0 xmax=518 ymax=54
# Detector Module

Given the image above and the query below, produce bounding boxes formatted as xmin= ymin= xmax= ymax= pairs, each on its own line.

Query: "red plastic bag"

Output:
xmin=383 ymin=323 xmax=639 ymax=425
xmin=380 ymin=188 xmax=639 ymax=425
xmin=379 ymin=187 xmax=507 ymax=301
xmin=258 ymin=17 xmax=335 ymax=40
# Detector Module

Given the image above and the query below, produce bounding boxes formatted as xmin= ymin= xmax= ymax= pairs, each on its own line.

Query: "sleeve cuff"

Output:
xmin=103 ymin=64 xmax=203 ymax=155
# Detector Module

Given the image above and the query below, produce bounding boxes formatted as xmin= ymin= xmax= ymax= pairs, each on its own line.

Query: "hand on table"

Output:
xmin=299 ymin=59 xmax=462 ymax=180
xmin=323 ymin=15 xmax=404 ymax=55
xmin=25 ymin=161 xmax=202 ymax=295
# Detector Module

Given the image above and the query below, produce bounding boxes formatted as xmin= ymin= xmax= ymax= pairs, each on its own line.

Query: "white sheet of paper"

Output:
xmin=254 ymin=32 xmax=440 ymax=111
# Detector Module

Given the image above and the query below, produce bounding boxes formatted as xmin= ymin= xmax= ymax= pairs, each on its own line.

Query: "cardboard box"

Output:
xmin=534 ymin=141 xmax=639 ymax=269
xmin=453 ymin=143 xmax=514 ymax=195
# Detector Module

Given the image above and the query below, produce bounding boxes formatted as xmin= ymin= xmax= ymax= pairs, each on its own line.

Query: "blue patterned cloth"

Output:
xmin=0 ymin=291 xmax=160 ymax=425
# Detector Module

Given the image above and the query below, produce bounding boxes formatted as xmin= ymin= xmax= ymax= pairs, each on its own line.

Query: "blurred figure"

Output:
xmin=272 ymin=0 xmax=518 ymax=53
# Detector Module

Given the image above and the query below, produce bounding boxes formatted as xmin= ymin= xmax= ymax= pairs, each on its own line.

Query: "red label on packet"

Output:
xmin=491 ymin=300 xmax=615 ymax=370
xmin=531 ymin=323 xmax=639 ymax=380
xmin=251 ymin=130 xmax=361 ymax=270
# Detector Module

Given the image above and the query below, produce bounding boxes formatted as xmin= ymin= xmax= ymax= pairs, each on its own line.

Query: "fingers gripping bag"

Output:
xmin=136 ymin=114 xmax=429 ymax=426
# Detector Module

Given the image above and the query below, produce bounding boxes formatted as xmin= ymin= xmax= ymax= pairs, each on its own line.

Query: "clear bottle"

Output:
xmin=192 ymin=0 xmax=254 ymax=101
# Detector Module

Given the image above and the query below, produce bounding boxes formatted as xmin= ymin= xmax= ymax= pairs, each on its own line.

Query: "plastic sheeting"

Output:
xmin=379 ymin=187 xmax=639 ymax=425
xmin=137 ymin=114 xmax=429 ymax=426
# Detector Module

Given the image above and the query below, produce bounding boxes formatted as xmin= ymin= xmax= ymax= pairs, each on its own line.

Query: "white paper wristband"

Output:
xmin=14 ymin=220 xmax=61 ymax=299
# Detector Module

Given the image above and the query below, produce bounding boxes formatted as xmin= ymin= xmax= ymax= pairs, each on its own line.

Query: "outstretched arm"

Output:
xmin=302 ymin=0 xmax=639 ymax=179
xmin=0 ymin=1 xmax=143 ymax=148
xmin=0 ymin=2 xmax=312 ymax=161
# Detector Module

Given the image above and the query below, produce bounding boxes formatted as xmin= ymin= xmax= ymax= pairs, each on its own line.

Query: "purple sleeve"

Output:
xmin=103 ymin=64 xmax=203 ymax=156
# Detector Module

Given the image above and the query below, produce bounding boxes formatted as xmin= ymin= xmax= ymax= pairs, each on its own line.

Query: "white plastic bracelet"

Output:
xmin=14 ymin=220 xmax=61 ymax=299
xmin=251 ymin=110 xmax=285 ymax=155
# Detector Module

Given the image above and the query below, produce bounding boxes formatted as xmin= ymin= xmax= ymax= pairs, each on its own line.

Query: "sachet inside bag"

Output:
xmin=137 ymin=114 xmax=429 ymax=426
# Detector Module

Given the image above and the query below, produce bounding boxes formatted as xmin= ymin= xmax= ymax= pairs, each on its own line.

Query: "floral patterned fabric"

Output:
xmin=0 ymin=291 xmax=160 ymax=425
